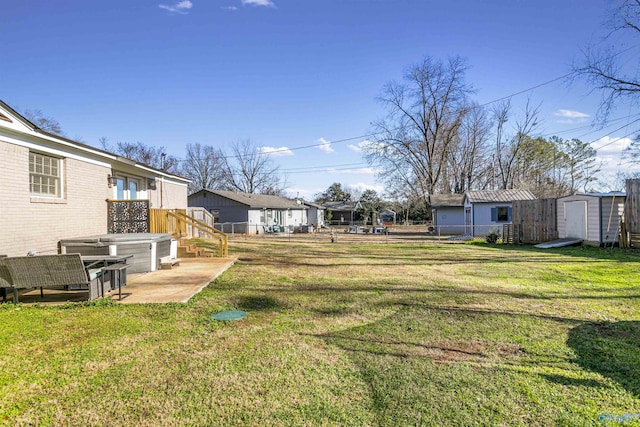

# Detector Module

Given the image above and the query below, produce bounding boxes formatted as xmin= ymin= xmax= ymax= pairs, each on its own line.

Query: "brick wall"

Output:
xmin=0 ymin=140 xmax=111 ymax=256
xmin=148 ymin=179 xmax=188 ymax=209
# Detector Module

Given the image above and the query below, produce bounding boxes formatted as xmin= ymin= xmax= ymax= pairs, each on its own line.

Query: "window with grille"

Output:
xmin=29 ymin=152 xmax=61 ymax=197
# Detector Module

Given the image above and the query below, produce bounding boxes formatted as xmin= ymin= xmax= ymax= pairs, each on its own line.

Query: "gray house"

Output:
xmin=463 ymin=189 xmax=536 ymax=236
xmin=557 ymin=192 xmax=625 ymax=246
xmin=188 ymin=190 xmax=308 ymax=234
xmin=430 ymin=194 xmax=465 ymax=234
xmin=323 ymin=200 xmax=362 ymax=225
xmin=304 ymin=201 xmax=326 ymax=229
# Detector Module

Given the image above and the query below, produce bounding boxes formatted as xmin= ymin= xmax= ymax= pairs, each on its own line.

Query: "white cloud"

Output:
xmin=221 ymin=5 xmax=238 ymax=10
xmin=317 ymin=138 xmax=335 ymax=154
xmin=349 ymin=182 xmax=385 ymax=193
xmin=555 ymin=109 xmax=590 ymax=119
xmin=242 ymin=0 xmax=275 ymax=7
xmin=159 ymin=0 xmax=193 ymax=14
xmin=590 ymin=136 xmax=636 ymax=188
xmin=260 ymin=146 xmax=294 ymax=157
xmin=348 ymin=140 xmax=377 ymax=153
xmin=554 ymin=109 xmax=590 ymax=124
xmin=592 ymin=136 xmax=633 ymax=156
xmin=286 ymin=188 xmax=317 ymax=200
xmin=327 ymin=167 xmax=376 ymax=175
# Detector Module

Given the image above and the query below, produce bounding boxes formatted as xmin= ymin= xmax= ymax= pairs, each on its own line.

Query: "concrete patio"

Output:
xmin=7 ymin=257 xmax=237 ymax=305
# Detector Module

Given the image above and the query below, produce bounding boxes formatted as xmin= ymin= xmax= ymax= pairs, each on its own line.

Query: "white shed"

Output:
xmin=557 ymin=192 xmax=626 ymax=246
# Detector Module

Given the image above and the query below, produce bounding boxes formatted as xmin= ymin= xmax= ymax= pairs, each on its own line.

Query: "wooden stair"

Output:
xmin=177 ymin=238 xmax=214 ymax=258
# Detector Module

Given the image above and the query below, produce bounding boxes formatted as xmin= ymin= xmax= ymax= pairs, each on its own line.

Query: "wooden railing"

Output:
xmin=186 ymin=207 xmax=216 ymax=237
xmin=149 ymin=209 xmax=228 ymax=257
xmin=149 ymin=208 xmax=187 ymax=236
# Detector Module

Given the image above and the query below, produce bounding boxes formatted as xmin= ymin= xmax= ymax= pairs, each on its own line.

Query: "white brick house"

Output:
xmin=0 ymin=100 xmax=190 ymax=256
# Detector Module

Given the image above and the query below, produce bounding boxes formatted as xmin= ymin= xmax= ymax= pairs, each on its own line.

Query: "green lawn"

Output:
xmin=1 ymin=240 xmax=639 ymax=426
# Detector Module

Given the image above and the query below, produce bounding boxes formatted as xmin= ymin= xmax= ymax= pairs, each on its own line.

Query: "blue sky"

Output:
xmin=2 ymin=0 xmax=639 ymax=198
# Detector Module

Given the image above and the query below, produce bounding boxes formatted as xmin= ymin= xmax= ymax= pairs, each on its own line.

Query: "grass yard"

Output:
xmin=1 ymin=238 xmax=640 ymax=426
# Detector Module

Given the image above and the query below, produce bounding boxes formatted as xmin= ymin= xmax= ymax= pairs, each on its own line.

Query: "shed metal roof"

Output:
xmin=465 ymin=189 xmax=536 ymax=203
xmin=430 ymin=194 xmax=464 ymax=207
xmin=584 ymin=192 xmax=626 ymax=198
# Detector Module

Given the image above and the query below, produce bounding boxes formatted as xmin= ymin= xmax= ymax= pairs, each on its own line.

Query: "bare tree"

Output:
xmin=365 ymin=56 xmax=473 ymax=208
xmin=447 ymin=102 xmax=492 ymax=193
xmin=181 ymin=142 xmax=225 ymax=194
xmin=100 ymin=138 xmax=179 ymax=173
xmin=219 ymin=139 xmax=286 ymax=195
xmin=23 ymin=109 xmax=64 ymax=135
xmin=493 ymin=99 xmax=540 ymax=189
xmin=573 ymin=0 xmax=640 ymax=121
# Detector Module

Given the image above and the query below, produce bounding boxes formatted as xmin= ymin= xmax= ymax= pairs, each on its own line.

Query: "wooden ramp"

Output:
xmin=534 ymin=238 xmax=582 ymax=249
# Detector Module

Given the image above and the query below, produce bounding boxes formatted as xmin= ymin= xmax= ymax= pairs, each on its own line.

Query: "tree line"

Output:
xmin=364 ymin=56 xmax=602 ymax=215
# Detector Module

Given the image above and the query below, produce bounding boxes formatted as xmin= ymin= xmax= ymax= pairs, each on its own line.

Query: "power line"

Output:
xmin=478 ymin=73 xmax=574 ymax=108
xmin=281 ymin=161 xmax=368 ymax=172
xmin=169 ymin=45 xmax=640 ymax=164
xmin=283 ymin=165 xmax=374 ymax=175
xmin=590 ymin=117 xmax=640 ymax=151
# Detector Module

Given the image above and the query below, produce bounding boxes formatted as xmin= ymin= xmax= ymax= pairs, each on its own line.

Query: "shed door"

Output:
xmin=565 ymin=201 xmax=587 ymax=239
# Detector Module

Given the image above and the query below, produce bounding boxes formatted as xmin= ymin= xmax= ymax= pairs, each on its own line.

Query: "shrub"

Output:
xmin=486 ymin=229 xmax=501 ymax=244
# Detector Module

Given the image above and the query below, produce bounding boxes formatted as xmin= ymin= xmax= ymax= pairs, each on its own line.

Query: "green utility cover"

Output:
xmin=211 ymin=310 xmax=247 ymax=321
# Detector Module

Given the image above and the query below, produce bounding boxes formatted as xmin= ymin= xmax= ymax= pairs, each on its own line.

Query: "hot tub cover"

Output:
xmin=60 ymin=233 xmax=172 ymax=245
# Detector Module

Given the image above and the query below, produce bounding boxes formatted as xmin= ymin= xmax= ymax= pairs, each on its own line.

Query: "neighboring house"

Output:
xmin=0 ymin=100 xmax=190 ymax=257
xmin=379 ymin=210 xmax=396 ymax=225
xmin=323 ymin=200 xmax=362 ymax=225
xmin=430 ymin=194 xmax=465 ymax=235
xmin=463 ymin=189 xmax=536 ymax=236
xmin=303 ymin=201 xmax=326 ymax=229
xmin=188 ymin=189 xmax=308 ymax=234
xmin=557 ymin=192 xmax=626 ymax=246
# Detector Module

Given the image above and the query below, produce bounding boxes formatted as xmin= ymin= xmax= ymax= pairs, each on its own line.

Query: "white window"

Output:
xmin=114 ymin=176 xmax=142 ymax=200
xmin=29 ymin=152 xmax=62 ymax=197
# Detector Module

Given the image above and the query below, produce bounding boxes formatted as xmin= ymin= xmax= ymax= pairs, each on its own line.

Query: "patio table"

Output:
xmin=81 ymin=255 xmax=133 ymax=298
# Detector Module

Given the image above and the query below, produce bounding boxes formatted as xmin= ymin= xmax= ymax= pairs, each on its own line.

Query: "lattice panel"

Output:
xmin=107 ymin=200 xmax=150 ymax=234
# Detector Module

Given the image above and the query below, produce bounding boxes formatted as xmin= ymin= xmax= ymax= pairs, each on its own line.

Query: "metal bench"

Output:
xmin=0 ymin=254 xmax=92 ymax=303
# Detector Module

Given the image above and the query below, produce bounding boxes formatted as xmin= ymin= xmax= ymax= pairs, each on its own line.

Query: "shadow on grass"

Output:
xmin=539 ymin=373 xmax=606 ymax=388
xmin=313 ymin=305 xmax=587 ymax=425
xmin=567 ymin=321 xmax=640 ymax=398
xmin=480 ymin=242 xmax=640 ymax=262
xmin=234 ymin=295 xmax=285 ymax=311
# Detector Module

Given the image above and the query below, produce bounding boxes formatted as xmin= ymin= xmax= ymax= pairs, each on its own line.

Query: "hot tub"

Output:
xmin=59 ymin=233 xmax=173 ymax=273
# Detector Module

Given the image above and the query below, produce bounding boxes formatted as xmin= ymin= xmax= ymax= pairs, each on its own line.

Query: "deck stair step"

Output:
xmin=159 ymin=256 xmax=181 ymax=269
xmin=177 ymin=237 xmax=219 ymax=259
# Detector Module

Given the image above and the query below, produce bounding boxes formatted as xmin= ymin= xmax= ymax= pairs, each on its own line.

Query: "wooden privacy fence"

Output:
xmin=150 ymin=209 xmax=228 ymax=257
xmin=511 ymin=198 xmax=558 ymax=244
xmin=623 ymin=179 xmax=640 ymax=248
